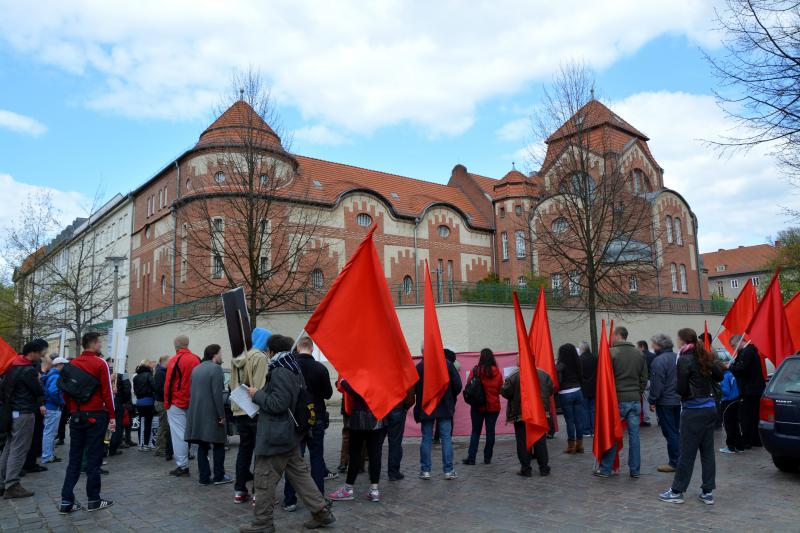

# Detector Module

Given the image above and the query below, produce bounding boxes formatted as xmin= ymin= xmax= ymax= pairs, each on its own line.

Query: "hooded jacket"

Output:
xmin=42 ymin=367 xmax=64 ymax=410
xmin=164 ymin=348 xmax=200 ymax=410
xmin=3 ymin=355 xmax=45 ymax=414
xmin=230 ymin=327 xmax=271 ymax=417
xmin=133 ymin=365 xmax=155 ymax=406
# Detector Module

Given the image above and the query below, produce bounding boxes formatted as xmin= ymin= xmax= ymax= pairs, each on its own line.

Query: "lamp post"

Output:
xmin=105 ymin=256 xmax=126 ymax=319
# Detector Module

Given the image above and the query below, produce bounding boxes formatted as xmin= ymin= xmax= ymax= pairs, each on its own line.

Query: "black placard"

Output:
xmin=222 ymin=287 xmax=253 ymax=357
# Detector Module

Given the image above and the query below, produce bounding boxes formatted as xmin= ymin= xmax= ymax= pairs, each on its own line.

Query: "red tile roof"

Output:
xmin=547 ymin=99 xmax=648 ymax=143
xmin=701 ymin=244 xmax=776 ymax=277
xmin=468 ymin=173 xmax=498 ymax=196
xmin=292 ymin=155 xmax=493 ymax=230
xmin=196 ymin=100 xmax=283 ymax=150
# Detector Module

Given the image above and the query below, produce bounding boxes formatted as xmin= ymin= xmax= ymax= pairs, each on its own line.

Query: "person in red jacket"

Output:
xmin=463 ymin=349 xmax=504 ymax=465
xmin=59 ymin=332 xmax=116 ymax=513
xmin=164 ymin=335 xmax=200 ymax=477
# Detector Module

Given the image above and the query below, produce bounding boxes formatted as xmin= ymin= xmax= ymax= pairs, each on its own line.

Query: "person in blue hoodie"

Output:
xmin=719 ymin=361 xmax=743 ymax=454
xmin=41 ymin=356 xmax=68 ymax=464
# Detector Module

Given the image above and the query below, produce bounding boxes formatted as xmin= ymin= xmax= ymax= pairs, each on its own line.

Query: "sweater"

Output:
xmin=610 ymin=341 xmax=649 ymax=402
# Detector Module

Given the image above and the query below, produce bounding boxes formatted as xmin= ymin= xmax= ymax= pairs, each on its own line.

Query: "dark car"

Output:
xmin=759 ymin=354 xmax=800 ymax=472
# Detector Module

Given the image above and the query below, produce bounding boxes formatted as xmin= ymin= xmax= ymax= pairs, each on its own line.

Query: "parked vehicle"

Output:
xmin=759 ymin=355 xmax=800 ymax=472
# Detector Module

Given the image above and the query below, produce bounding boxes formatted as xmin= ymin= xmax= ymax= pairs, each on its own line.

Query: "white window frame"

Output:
xmin=670 ymin=263 xmax=678 ymax=292
xmin=679 ymin=264 xmax=687 ymax=293
xmin=551 ymin=273 xmax=562 ymax=294
xmin=515 ymin=231 xmax=526 ymax=259
xmin=629 ymin=274 xmax=638 ymax=293
xmin=731 ymin=279 xmax=739 ymax=289
xmin=674 ymin=218 xmax=683 ymax=246
xmin=501 ymin=232 xmax=509 ymax=261
xmin=751 ymin=276 xmax=760 ymax=287
xmin=568 ymin=271 xmax=580 ymax=296
xmin=311 ymin=268 xmax=324 ymax=289
xmin=666 ymin=215 xmax=674 ymax=244
xmin=403 ymin=276 xmax=413 ymax=295
xmin=356 ymin=213 xmax=372 ymax=228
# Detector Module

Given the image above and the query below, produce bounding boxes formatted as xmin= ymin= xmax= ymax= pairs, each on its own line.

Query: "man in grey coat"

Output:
xmin=239 ymin=334 xmax=335 ymax=533
xmin=184 ymin=344 xmax=231 ymax=486
xmin=648 ymin=334 xmax=681 ymax=473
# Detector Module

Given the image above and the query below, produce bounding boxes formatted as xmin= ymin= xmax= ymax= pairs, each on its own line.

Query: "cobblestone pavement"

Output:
xmin=3 ymin=418 xmax=799 ymax=532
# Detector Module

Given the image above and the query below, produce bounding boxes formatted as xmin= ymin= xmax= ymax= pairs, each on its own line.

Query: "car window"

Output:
xmin=767 ymin=359 xmax=800 ymax=394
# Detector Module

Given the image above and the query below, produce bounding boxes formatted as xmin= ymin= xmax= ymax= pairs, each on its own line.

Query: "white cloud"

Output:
xmin=294 ymin=124 xmax=349 ymax=146
xmin=0 ymin=109 xmax=47 ymax=136
xmin=0 ymin=1 xmax=721 ymax=135
xmin=611 ymin=91 xmax=794 ymax=252
xmin=496 ymin=118 xmax=530 ymax=142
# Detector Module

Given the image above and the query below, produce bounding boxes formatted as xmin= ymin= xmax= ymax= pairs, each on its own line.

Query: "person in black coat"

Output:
xmin=413 ymin=353 xmax=462 ymax=479
xmin=729 ymin=338 xmax=765 ymax=448
xmin=132 ymin=361 xmax=156 ymax=450
xmin=579 ymin=342 xmax=597 ymax=436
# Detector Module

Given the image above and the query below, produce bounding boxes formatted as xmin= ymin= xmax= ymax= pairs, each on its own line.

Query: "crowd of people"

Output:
xmin=0 ymin=321 xmax=768 ymax=530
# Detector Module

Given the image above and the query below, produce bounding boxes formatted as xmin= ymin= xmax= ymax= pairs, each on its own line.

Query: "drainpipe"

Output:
xmin=171 ymin=160 xmax=180 ymax=309
xmin=490 ymin=201 xmax=497 ymax=276
xmin=414 ymin=217 xmax=420 ymax=304
xmin=693 ymin=215 xmax=704 ymax=306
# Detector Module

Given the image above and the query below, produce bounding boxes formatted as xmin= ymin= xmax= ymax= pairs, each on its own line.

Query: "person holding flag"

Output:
xmin=413 ymin=260 xmax=462 ymax=480
xmin=729 ymin=336 xmax=765 ymax=448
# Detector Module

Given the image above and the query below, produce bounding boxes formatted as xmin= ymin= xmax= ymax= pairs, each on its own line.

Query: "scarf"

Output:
xmin=679 ymin=343 xmax=695 ymax=355
xmin=268 ymin=351 xmax=300 ymax=374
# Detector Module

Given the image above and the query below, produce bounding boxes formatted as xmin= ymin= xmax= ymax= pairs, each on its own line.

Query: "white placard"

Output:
xmin=230 ymin=384 xmax=260 ymax=418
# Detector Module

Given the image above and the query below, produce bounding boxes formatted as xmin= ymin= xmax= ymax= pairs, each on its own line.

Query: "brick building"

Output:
xmin=701 ymin=243 xmax=777 ymax=300
xmin=128 ymin=98 xmax=704 ymax=316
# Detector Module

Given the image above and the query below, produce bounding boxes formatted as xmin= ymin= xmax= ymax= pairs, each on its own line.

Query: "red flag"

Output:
xmin=719 ymin=279 xmax=757 ymax=352
xmin=513 ymin=292 xmax=549 ymax=448
xmin=529 ymin=287 xmax=558 ymax=390
xmin=593 ymin=319 xmax=623 ymax=469
xmin=785 ymin=292 xmax=800 ymax=353
xmin=745 ymin=272 xmax=795 ymax=368
xmin=703 ymin=321 xmax=711 ymax=352
xmin=0 ymin=337 xmax=16 ymax=375
xmin=421 ymin=259 xmax=449 ymax=415
xmin=305 ymin=226 xmax=418 ymax=419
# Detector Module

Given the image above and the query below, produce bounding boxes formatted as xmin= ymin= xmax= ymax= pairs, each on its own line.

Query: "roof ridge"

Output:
xmin=294 ymin=154 xmax=457 ymax=190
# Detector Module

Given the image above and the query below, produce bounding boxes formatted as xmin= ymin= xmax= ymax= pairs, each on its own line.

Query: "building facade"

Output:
xmin=701 ymin=243 xmax=777 ymax=300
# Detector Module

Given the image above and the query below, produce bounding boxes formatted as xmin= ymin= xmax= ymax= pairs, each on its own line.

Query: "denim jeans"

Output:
xmin=467 ymin=407 xmax=499 ymax=462
xmin=61 ymin=412 xmax=108 ymax=504
xmin=656 ymin=404 xmax=681 ymax=467
xmin=41 ymin=408 xmax=61 ymax=462
xmin=284 ymin=420 xmax=326 ymax=505
xmin=582 ymin=396 xmax=595 ymax=434
xmin=420 ymin=418 xmax=453 ymax=474
xmin=559 ymin=390 xmax=586 ymax=441
xmin=599 ymin=400 xmax=641 ymax=475
xmin=197 ymin=441 xmax=226 ymax=484
xmin=386 ymin=406 xmax=407 ymax=477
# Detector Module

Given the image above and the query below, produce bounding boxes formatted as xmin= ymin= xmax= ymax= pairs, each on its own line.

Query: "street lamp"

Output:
xmin=105 ymin=256 xmax=126 ymax=319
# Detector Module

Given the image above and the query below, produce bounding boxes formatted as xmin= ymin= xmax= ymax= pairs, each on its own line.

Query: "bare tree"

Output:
xmin=2 ymin=191 xmax=61 ymax=345
xmin=525 ymin=63 xmax=662 ymax=352
xmin=176 ymin=69 xmax=330 ymax=325
xmin=707 ymin=0 xmax=800 ymax=218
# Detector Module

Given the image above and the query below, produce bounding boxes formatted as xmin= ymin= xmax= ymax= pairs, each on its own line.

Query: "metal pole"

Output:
xmin=113 ymin=264 xmax=119 ymax=319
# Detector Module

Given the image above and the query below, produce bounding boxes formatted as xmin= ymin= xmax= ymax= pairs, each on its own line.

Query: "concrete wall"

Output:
xmin=118 ymin=303 xmax=725 ymax=372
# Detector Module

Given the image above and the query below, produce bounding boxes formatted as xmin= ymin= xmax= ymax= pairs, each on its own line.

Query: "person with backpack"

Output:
xmin=164 ymin=335 xmax=201 ymax=477
xmin=501 ymin=362 xmax=554 ymax=477
xmin=282 ymin=336 xmax=333 ymax=511
xmin=0 ymin=338 xmax=48 ymax=499
xmin=132 ymin=360 xmax=156 ymax=451
xmin=230 ymin=327 xmax=271 ymax=504
xmin=41 ymin=356 xmax=68 ymax=464
xmin=59 ymin=332 xmax=116 ymax=513
xmin=462 ymin=348 xmax=503 ymax=466
xmin=239 ymin=334 xmax=335 ymax=533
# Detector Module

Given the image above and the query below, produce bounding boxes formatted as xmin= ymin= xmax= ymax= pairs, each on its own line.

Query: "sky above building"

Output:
xmin=0 ymin=0 xmax=796 ymax=253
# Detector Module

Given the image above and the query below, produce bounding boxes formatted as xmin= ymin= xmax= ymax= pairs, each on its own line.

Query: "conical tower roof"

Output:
xmin=196 ymin=100 xmax=284 ymax=150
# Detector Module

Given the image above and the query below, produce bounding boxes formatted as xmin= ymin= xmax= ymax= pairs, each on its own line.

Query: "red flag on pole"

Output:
xmin=785 ymin=292 xmax=800 ymax=353
xmin=305 ymin=226 xmax=418 ymax=419
xmin=744 ymin=271 xmax=795 ymax=368
xmin=703 ymin=320 xmax=711 ymax=352
xmin=421 ymin=259 xmax=449 ymax=415
xmin=719 ymin=279 xmax=758 ymax=352
xmin=528 ymin=286 xmax=559 ymax=431
xmin=0 ymin=337 xmax=16 ymax=375
xmin=513 ymin=292 xmax=549 ymax=448
xmin=593 ymin=319 xmax=623 ymax=469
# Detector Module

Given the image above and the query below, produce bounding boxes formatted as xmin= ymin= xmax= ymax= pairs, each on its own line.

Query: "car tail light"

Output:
xmin=760 ymin=397 xmax=775 ymax=423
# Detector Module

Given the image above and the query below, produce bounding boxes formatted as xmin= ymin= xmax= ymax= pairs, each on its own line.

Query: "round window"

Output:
xmin=214 ymin=171 xmax=226 ymax=183
xmin=356 ymin=213 xmax=373 ymax=228
xmin=438 ymin=225 xmax=450 ymax=238
xmin=552 ymin=217 xmax=568 ymax=234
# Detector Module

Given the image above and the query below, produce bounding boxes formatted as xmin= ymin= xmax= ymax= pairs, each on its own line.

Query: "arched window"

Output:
xmin=674 ymin=218 xmax=683 ymax=245
xmin=665 ymin=215 xmax=674 ymax=243
xmin=552 ymin=217 xmax=568 ymax=234
xmin=186 ymin=178 xmax=192 ymax=190
xmin=403 ymin=275 xmax=413 ymax=295
xmin=356 ymin=213 xmax=372 ymax=228
xmin=629 ymin=274 xmax=638 ymax=293
xmin=438 ymin=225 xmax=451 ymax=238
xmin=214 ymin=171 xmax=226 ymax=183
xmin=311 ymin=269 xmax=324 ymax=289
xmin=670 ymin=263 xmax=678 ymax=292
xmin=515 ymin=231 xmax=526 ymax=258
xmin=259 ymin=174 xmax=270 ymax=187
xmin=679 ymin=264 xmax=687 ymax=292
xmin=161 ymin=275 xmax=166 ymax=295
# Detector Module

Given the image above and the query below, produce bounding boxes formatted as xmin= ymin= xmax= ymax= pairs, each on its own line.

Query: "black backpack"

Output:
xmin=463 ymin=367 xmax=486 ymax=407
xmin=58 ymin=363 xmax=100 ymax=404
xmin=289 ymin=370 xmax=316 ymax=435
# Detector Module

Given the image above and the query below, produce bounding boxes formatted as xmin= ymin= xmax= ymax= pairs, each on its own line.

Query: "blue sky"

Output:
xmin=0 ymin=1 xmax=794 ymax=253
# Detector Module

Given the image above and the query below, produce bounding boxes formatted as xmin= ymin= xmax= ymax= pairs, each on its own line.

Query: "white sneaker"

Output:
xmin=366 ymin=489 xmax=380 ymax=502
xmin=444 ymin=471 xmax=458 ymax=480
xmin=418 ymin=471 xmax=431 ymax=480
xmin=719 ymin=447 xmax=735 ymax=454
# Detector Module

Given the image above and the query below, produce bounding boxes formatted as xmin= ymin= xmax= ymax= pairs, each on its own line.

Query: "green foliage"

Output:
xmin=768 ymin=227 xmax=800 ymax=301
